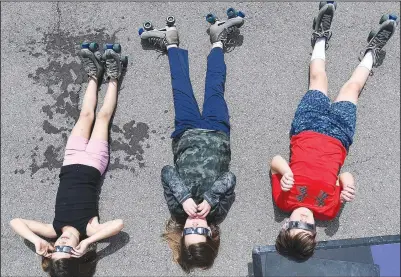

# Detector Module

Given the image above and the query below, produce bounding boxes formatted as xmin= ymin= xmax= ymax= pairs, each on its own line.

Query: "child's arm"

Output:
xmin=201 ymin=171 xmax=236 ymax=222
xmin=270 ymin=155 xmax=294 ymax=191
xmin=72 ymin=219 xmax=124 ymax=258
xmin=9 ymin=218 xmax=56 ymax=257
xmin=10 ymin=218 xmax=57 ymax=240
xmin=270 ymin=155 xmax=292 ymax=175
xmin=339 ymin=172 xmax=356 ymax=203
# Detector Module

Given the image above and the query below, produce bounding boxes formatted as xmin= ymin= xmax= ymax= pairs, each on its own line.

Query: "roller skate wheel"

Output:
xmin=380 ymin=14 xmax=390 ymax=24
xmin=368 ymin=29 xmax=377 ymax=42
xmin=166 ymin=16 xmax=175 ymax=26
xmin=206 ymin=13 xmax=216 ymax=24
xmin=122 ymin=56 xmax=128 ymax=67
xmin=389 ymin=14 xmax=398 ymax=22
xmin=104 ymin=43 xmax=114 ymax=50
xmin=227 ymin=8 xmax=237 ymax=19
xmin=143 ymin=21 xmax=153 ymax=31
xmin=89 ymin=42 xmax=99 ymax=52
xmin=81 ymin=42 xmax=90 ymax=49
xmin=237 ymin=11 xmax=245 ymax=18
xmin=138 ymin=27 xmax=144 ymax=36
xmin=113 ymin=43 xmax=121 ymax=53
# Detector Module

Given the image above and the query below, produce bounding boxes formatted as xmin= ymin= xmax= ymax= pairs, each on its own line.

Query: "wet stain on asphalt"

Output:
xmin=14 ymin=19 xmax=153 ymax=178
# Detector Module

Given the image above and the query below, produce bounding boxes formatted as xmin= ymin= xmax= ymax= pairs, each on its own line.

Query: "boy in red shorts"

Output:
xmin=270 ymin=2 xmax=399 ymax=260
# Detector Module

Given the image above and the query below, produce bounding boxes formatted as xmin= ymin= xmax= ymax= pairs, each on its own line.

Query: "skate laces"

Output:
xmin=105 ymin=56 xmax=120 ymax=78
xmin=365 ymin=29 xmax=393 ymax=66
xmin=312 ymin=12 xmax=333 ymax=48
xmin=81 ymin=56 xmax=99 ymax=78
xmin=219 ymin=26 xmax=239 ymax=46
xmin=147 ymin=37 xmax=167 ymax=49
xmin=321 ymin=14 xmax=333 ymax=32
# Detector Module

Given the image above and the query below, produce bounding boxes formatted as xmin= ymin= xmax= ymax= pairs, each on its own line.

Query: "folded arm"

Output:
xmin=10 ymin=218 xmax=57 ymax=242
xmin=203 ymin=171 xmax=236 ymax=223
xmin=85 ymin=219 xmax=124 ymax=244
xmin=161 ymin=165 xmax=189 ymax=217
xmin=270 ymin=155 xmax=292 ymax=175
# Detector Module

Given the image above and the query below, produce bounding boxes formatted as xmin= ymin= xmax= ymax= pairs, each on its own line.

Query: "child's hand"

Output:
xmin=71 ymin=239 xmax=90 ymax=258
xmin=182 ymin=198 xmax=197 ymax=217
xmin=280 ymin=172 xmax=294 ymax=191
xmin=340 ymin=182 xmax=356 ymax=203
xmin=197 ymin=200 xmax=211 ymax=218
xmin=34 ymin=238 xmax=54 ymax=258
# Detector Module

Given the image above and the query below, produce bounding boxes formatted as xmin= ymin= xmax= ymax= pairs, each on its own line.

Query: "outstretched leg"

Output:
xmin=90 ymin=79 xmax=118 ymax=141
xmin=167 ymin=39 xmax=202 ymax=138
xmin=290 ymin=2 xmax=336 ymax=137
xmin=70 ymin=77 xmax=98 ymax=139
xmin=334 ymin=52 xmax=372 ymax=104
xmin=64 ymin=42 xmax=103 ymax=168
xmin=309 ymin=38 xmax=328 ymax=95
xmin=202 ymin=46 xmax=230 ymax=135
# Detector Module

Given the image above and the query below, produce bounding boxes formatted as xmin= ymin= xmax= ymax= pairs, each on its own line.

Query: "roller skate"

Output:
xmin=311 ymin=1 xmax=337 ymax=48
xmin=102 ymin=43 xmax=128 ymax=80
xmin=78 ymin=42 xmax=104 ymax=80
xmin=206 ymin=7 xmax=245 ymax=46
xmin=138 ymin=16 xmax=179 ymax=51
xmin=359 ymin=14 xmax=399 ymax=67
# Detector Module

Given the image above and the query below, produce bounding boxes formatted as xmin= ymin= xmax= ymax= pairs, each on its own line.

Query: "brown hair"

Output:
xmin=162 ymin=217 xmax=220 ymax=273
xmin=41 ymin=242 xmax=98 ymax=277
xmin=275 ymin=229 xmax=317 ymax=260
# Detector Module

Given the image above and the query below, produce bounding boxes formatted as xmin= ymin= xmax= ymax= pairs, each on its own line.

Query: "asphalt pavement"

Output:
xmin=1 ymin=2 xmax=400 ymax=276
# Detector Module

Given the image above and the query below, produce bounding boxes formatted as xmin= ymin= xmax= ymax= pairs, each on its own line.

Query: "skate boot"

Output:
xmin=78 ymin=42 xmax=104 ymax=80
xmin=359 ymin=14 xmax=399 ymax=67
xmin=102 ymin=43 xmax=128 ymax=80
xmin=138 ymin=16 xmax=179 ymax=50
xmin=207 ymin=8 xmax=245 ymax=46
xmin=311 ymin=1 xmax=337 ymax=48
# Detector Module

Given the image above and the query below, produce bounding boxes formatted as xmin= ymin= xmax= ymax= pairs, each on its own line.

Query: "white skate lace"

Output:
xmin=106 ymin=57 xmax=120 ymax=79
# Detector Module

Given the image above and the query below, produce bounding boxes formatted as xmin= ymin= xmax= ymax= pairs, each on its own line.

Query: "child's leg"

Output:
xmin=290 ymin=37 xmax=331 ymax=137
xmin=326 ymin=51 xmax=373 ymax=150
xmin=309 ymin=38 xmax=328 ymax=95
xmin=70 ymin=78 xmax=97 ymax=139
xmin=90 ymin=79 xmax=118 ymax=141
xmin=334 ymin=51 xmax=373 ymax=104
xmin=85 ymin=79 xmax=118 ymax=174
xmin=201 ymin=46 xmax=230 ymax=135
xmin=63 ymin=78 xmax=98 ymax=167
xmin=167 ymin=46 xmax=202 ymax=138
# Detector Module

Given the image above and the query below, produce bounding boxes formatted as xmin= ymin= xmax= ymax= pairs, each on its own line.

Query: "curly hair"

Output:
xmin=162 ymin=217 xmax=220 ymax=273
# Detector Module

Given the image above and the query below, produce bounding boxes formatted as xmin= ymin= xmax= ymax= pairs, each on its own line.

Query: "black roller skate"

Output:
xmin=359 ymin=14 xmax=399 ymax=67
xmin=78 ymin=42 xmax=104 ymax=80
xmin=138 ymin=16 xmax=179 ymax=51
xmin=311 ymin=1 xmax=337 ymax=48
xmin=206 ymin=7 xmax=245 ymax=46
xmin=102 ymin=43 xmax=128 ymax=80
